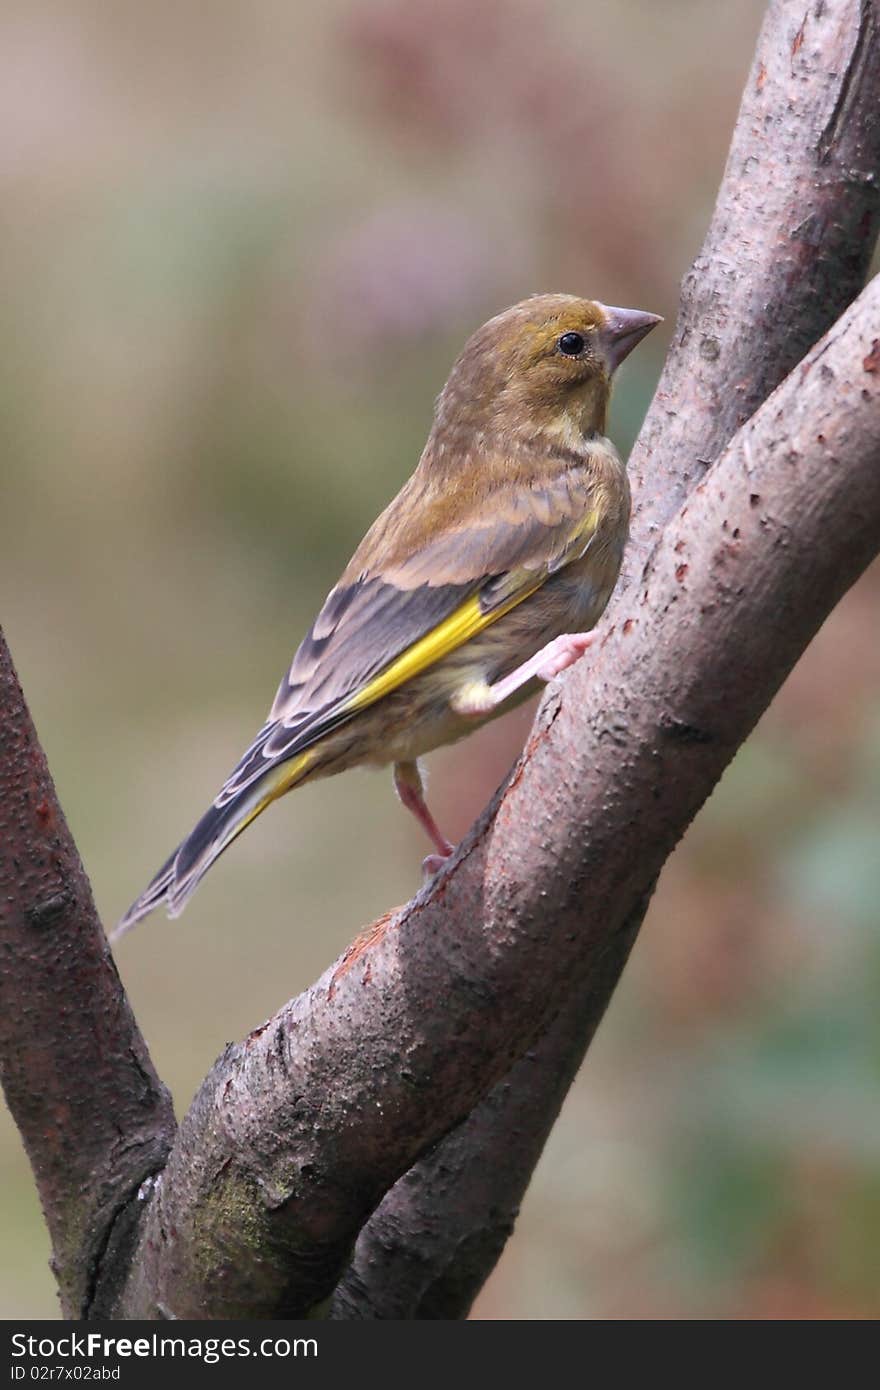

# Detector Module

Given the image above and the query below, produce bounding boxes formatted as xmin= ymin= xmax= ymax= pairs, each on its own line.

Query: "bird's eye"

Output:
xmin=558 ymin=331 xmax=586 ymax=356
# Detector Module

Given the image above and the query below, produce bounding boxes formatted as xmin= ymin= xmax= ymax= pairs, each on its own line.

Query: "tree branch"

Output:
xmin=330 ymin=0 xmax=880 ymax=1318
xmin=117 ymin=271 xmax=880 ymax=1319
xmin=329 ymin=892 xmax=652 ymax=1319
xmin=0 ymin=633 xmax=176 ymax=1318
xmin=628 ymin=0 xmax=880 ymax=553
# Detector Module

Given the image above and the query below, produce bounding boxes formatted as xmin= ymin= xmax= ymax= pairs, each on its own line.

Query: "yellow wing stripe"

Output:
xmin=343 ymin=581 xmax=545 ymax=716
xmin=266 ymin=748 xmax=318 ymax=800
xmin=341 ymin=506 xmax=601 ymax=718
xmin=224 ymin=751 xmax=317 ymax=828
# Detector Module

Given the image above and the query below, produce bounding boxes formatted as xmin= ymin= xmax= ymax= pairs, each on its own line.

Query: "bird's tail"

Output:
xmin=111 ymin=749 xmax=314 ymax=941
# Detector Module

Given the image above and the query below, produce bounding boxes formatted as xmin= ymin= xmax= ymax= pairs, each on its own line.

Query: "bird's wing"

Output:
xmin=215 ymin=464 xmax=602 ymax=806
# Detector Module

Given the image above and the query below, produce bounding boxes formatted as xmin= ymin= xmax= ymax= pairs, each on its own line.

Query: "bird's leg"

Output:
xmin=451 ymin=632 xmax=595 ymax=718
xmin=393 ymin=760 xmax=454 ymax=872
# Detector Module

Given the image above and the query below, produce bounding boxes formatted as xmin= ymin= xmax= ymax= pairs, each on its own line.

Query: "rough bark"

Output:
xmin=627 ymin=0 xmax=880 ymax=564
xmin=329 ymin=896 xmax=650 ymax=1319
xmin=116 ymin=276 xmax=880 ymax=1319
xmin=331 ymin=0 xmax=880 ymax=1318
xmin=0 ymin=634 xmax=176 ymax=1319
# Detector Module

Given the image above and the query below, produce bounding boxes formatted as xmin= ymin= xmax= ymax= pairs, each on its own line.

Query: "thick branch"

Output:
xmin=0 ymin=634 xmax=176 ymax=1317
xmin=333 ymin=0 xmax=880 ymax=1318
xmin=329 ymin=893 xmax=650 ymax=1319
xmin=627 ymin=0 xmax=880 ymax=563
xmin=118 ymin=275 xmax=880 ymax=1319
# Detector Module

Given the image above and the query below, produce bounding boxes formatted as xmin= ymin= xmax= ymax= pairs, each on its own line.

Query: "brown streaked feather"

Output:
xmin=216 ymin=447 xmax=617 ymax=806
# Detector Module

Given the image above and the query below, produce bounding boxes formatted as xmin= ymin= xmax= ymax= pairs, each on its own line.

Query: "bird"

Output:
xmin=113 ymin=293 xmax=660 ymax=938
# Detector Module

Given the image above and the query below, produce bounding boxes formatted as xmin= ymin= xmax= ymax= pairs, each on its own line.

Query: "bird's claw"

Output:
xmin=535 ymin=632 xmax=594 ymax=682
xmin=422 ymin=850 xmax=453 ymax=881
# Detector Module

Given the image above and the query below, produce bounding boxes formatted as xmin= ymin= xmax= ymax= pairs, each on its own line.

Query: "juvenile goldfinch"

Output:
xmin=114 ymin=294 xmax=659 ymax=937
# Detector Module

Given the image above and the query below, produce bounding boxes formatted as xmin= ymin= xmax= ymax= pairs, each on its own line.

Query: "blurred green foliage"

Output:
xmin=1 ymin=0 xmax=877 ymax=1319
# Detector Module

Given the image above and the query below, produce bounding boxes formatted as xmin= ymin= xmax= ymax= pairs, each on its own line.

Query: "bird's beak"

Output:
xmin=598 ymin=304 xmax=663 ymax=372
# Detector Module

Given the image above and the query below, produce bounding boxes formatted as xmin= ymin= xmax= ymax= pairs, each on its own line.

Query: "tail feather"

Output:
xmin=111 ymin=849 xmax=178 ymax=941
xmin=111 ymin=749 xmax=314 ymax=941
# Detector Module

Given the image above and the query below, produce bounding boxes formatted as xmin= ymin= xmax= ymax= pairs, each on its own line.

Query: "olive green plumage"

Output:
xmin=115 ymin=293 xmax=659 ymax=937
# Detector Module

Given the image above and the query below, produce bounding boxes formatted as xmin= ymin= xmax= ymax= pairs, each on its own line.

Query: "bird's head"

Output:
xmin=434 ymin=294 xmax=661 ymax=447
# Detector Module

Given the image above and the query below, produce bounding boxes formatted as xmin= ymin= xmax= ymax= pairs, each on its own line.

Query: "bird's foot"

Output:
xmin=452 ymin=631 xmax=595 ymax=718
xmin=422 ymin=848 xmax=454 ymax=880
xmin=394 ymin=760 xmax=455 ymax=866
xmin=533 ymin=631 xmax=595 ymax=682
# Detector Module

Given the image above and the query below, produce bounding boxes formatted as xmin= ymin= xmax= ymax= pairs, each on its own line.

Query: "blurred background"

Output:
xmin=2 ymin=0 xmax=878 ymax=1320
